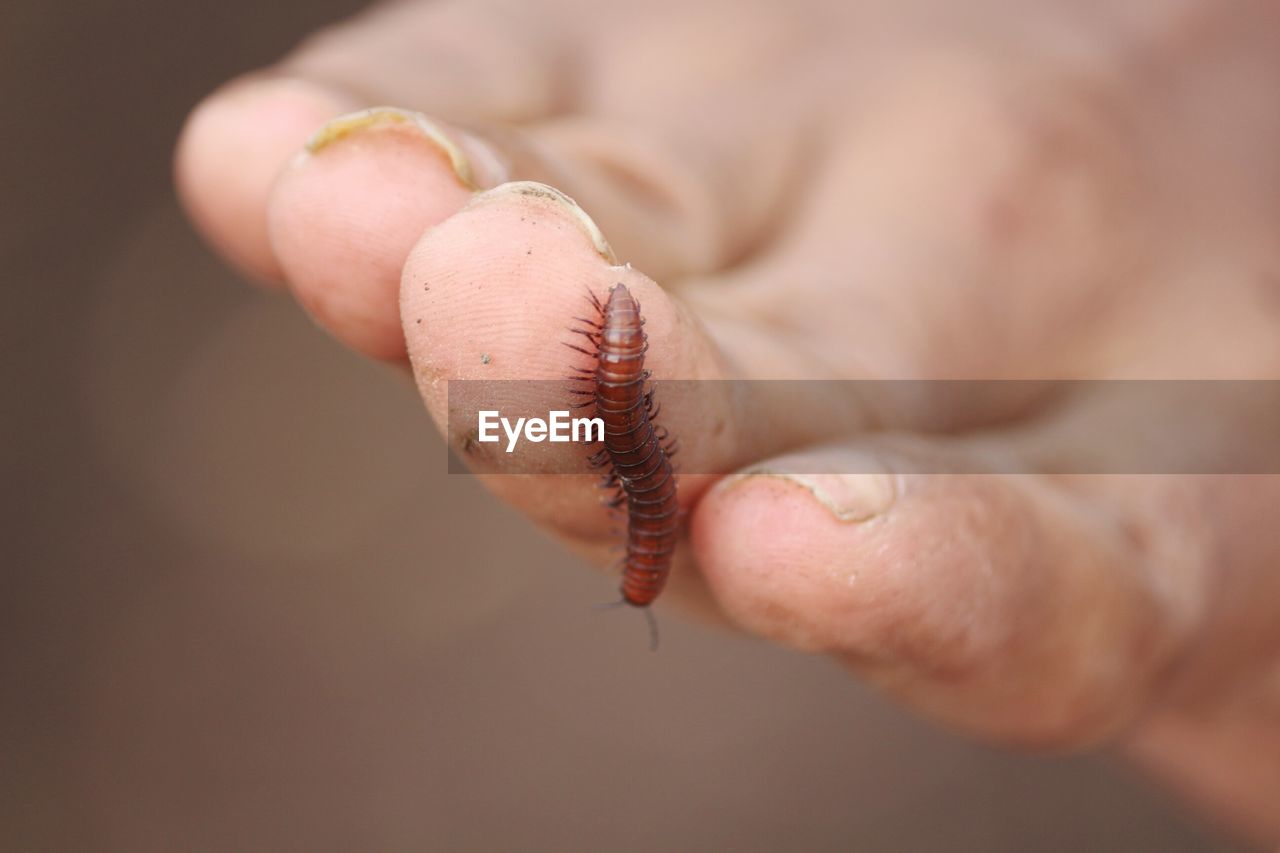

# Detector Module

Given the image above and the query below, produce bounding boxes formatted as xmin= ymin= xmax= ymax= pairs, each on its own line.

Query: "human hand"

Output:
xmin=175 ymin=0 xmax=1280 ymax=842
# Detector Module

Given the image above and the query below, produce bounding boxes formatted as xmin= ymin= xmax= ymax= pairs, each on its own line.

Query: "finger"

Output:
xmin=689 ymin=439 xmax=1210 ymax=747
xmin=263 ymin=91 xmax=808 ymax=361
xmin=174 ymin=76 xmax=354 ymax=284
xmin=258 ymin=66 xmax=819 ymax=360
xmin=191 ymin=2 xmax=824 ymax=361
xmin=262 ymin=95 xmax=809 ymax=362
xmin=399 ymin=182 xmax=861 ymax=555
xmin=175 ymin=0 xmax=569 ymax=289
xmin=400 ymin=180 xmax=719 ymax=537
xmin=266 ymin=108 xmax=509 ymax=360
xmin=284 ymin=0 xmax=819 ymax=280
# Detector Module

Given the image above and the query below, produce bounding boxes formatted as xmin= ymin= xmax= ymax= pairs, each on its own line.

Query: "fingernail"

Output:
xmin=302 ymin=106 xmax=478 ymax=189
xmin=465 ymin=180 xmax=617 ymax=263
xmin=730 ymin=468 xmax=897 ymax=522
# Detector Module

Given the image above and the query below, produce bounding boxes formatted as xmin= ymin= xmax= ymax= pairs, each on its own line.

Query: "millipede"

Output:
xmin=565 ymin=283 xmax=680 ymax=647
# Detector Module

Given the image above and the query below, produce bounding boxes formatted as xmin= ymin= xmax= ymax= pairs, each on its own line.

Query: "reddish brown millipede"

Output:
xmin=565 ymin=283 xmax=680 ymax=645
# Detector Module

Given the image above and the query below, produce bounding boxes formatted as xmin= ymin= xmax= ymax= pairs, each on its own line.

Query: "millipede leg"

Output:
xmin=569 ymin=328 xmax=601 ymax=344
xmin=642 ymin=607 xmax=659 ymax=651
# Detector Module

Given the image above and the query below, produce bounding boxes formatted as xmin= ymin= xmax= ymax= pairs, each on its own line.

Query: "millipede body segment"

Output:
xmin=568 ymin=283 xmax=680 ymax=609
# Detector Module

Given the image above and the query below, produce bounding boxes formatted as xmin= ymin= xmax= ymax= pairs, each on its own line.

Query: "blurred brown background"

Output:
xmin=1 ymin=1 xmax=1243 ymax=850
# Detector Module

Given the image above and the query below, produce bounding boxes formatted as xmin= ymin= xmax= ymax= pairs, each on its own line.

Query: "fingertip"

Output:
xmin=396 ymin=180 xmax=741 ymax=545
xmin=693 ymin=446 xmax=1192 ymax=746
xmin=400 ymin=181 xmax=630 ymax=396
xmin=175 ymin=75 xmax=352 ymax=285
xmin=691 ymin=466 xmax=900 ymax=653
xmin=398 ymin=182 xmax=673 ymax=536
xmin=399 ymin=180 xmax=731 ymax=454
xmin=268 ymin=108 xmax=488 ymax=362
